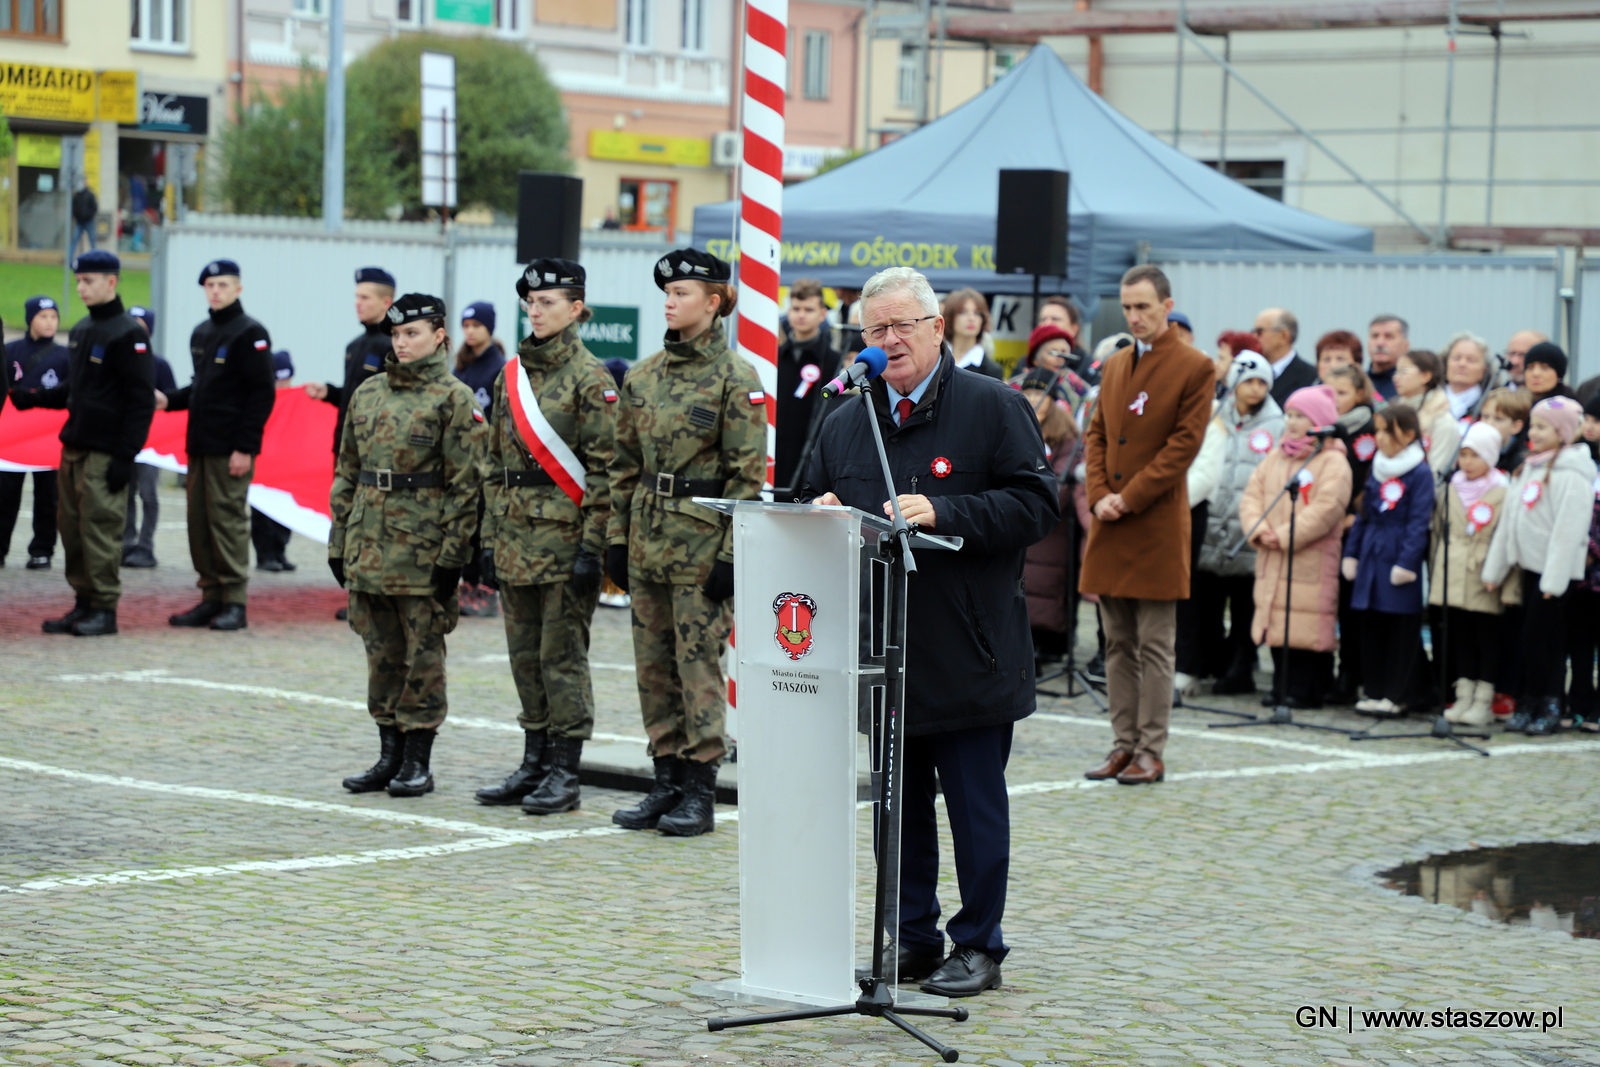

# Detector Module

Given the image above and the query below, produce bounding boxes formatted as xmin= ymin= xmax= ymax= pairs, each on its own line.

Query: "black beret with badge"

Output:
xmin=71 ymin=249 xmax=121 ymax=275
xmin=383 ymin=293 xmax=446 ymax=333
xmin=654 ymin=248 xmax=731 ymax=291
xmin=198 ymin=258 xmax=242 ymax=284
xmin=355 ymin=266 xmax=397 ymax=288
xmin=516 ymin=258 xmax=585 ymax=298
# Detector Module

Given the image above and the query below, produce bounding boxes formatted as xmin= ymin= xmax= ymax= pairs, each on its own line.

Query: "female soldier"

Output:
xmin=606 ymin=249 xmax=766 ymax=837
xmin=453 ymin=300 xmax=507 ymax=616
xmin=474 ymin=260 xmax=616 ymax=815
xmin=330 ymin=293 xmax=487 ymax=798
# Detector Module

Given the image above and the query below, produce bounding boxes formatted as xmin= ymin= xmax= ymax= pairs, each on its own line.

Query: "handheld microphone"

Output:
xmin=820 ymin=346 xmax=889 ymax=399
xmin=1307 ymin=426 xmax=1341 ymax=438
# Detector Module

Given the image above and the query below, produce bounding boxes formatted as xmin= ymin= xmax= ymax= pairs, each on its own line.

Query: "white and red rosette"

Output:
xmin=1522 ymin=480 xmax=1542 ymax=509
xmin=1465 ymin=501 xmax=1493 ymax=533
xmin=1353 ymin=434 xmax=1377 ymax=462
xmin=1248 ymin=429 xmax=1273 ymax=454
xmin=1379 ymin=478 xmax=1405 ymax=511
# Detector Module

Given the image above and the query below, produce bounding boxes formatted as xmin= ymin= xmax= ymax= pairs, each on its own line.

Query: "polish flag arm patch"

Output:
xmin=748 ymin=390 xmax=766 ymax=405
xmin=254 ymin=339 xmax=270 ymax=350
xmin=133 ymin=342 xmax=148 ymax=353
xmin=471 ymin=409 xmax=485 ymax=423
xmin=602 ymin=388 xmax=618 ymax=403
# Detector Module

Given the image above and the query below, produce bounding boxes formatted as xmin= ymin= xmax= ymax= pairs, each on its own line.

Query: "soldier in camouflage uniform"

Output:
xmin=606 ymin=248 xmax=767 ymax=837
xmin=328 ymin=293 xmax=488 ymax=798
xmin=474 ymin=259 xmax=616 ymax=815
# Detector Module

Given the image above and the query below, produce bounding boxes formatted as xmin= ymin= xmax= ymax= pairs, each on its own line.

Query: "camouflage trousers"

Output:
xmin=501 ymin=579 xmax=599 ymax=739
xmin=629 ymin=577 xmax=731 ymax=762
xmin=186 ymin=452 xmax=252 ymax=606
xmin=58 ymin=448 xmax=128 ymax=610
xmin=347 ymin=591 xmax=458 ymax=731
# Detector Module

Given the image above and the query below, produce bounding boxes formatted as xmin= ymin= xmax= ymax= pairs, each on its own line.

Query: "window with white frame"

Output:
xmin=802 ymin=29 xmax=830 ymax=100
xmin=130 ymin=0 xmax=187 ymax=48
xmin=494 ymin=0 xmax=521 ymax=32
xmin=896 ymin=42 xmax=920 ymax=110
xmin=291 ymin=0 xmax=324 ymax=14
xmin=681 ymin=0 xmax=705 ymax=52
xmin=395 ymin=0 xmax=422 ymax=25
xmin=625 ymin=0 xmax=651 ymax=47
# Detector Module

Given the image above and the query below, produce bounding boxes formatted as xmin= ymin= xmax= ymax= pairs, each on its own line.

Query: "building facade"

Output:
xmin=0 ymin=0 xmax=227 ymax=254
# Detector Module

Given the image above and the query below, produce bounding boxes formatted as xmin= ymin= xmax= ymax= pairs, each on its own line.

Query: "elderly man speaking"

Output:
xmin=800 ymin=266 xmax=1058 ymax=998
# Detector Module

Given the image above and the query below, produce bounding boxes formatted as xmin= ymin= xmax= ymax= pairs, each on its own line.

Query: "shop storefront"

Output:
xmin=117 ymin=90 xmax=208 ymax=253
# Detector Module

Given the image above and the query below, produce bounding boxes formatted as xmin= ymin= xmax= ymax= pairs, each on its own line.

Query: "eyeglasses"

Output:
xmin=861 ymin=316 xmax=936 ymax=344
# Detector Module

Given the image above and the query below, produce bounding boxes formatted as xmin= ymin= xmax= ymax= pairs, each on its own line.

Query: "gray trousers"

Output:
xmin=123 ymin=463 xmax=160 ymax=555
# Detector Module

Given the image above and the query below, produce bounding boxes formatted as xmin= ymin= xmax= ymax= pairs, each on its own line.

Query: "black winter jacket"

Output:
xmin=800 ymin=354 xmax=1059 ymax=736
xmin=319 ymin=322 xmax=392 ymax=453
xmin=23 ymin=297 xmax=154 ymax=461
xmin=5 ymin=334 xmax=70 ymax=394
xmin=774 ymin=328 xmax=841 ymax=491
xmin=165 ymin=300 xmax=276 ymax=455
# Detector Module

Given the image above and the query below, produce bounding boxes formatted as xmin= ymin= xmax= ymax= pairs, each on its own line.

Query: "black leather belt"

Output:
xmin=647 ymin=471 xmax=725 ymax=498
xmin=359 ymin=469 xmax=444 ymax=491
xmin=502 ymin=467 xmax=555 ymax=487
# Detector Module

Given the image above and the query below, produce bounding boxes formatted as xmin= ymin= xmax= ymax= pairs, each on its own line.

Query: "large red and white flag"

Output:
xmin=0 ymin=389 xmax=337 ymax=542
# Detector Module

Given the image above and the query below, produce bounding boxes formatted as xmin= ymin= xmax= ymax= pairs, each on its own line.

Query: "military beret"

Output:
xmin=653 ymin=248 xmax=730 ymax=291
xmin=72 ymin=249 xmax=120 ymax=274
xmin=198 ymin=258 xmax=241 ymax=284
xmin=517 ymin=258 xmax=585 ymax=298
xmin=273 ymin=350 xmax=295 ymax=380
xmin=355 ymin=266 xmax=397 ymax=288
xmin=128 ymin=305 xmax=156 ymax=335
xmin=384 ymin=292 xmax=446 ymax=333
xmin=460 ymin=301 xmax=496 ymax=333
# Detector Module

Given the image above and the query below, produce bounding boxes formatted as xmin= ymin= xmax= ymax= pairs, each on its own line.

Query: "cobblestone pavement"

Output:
xmin=4 ymin=486 xmax=1600 ymax=1067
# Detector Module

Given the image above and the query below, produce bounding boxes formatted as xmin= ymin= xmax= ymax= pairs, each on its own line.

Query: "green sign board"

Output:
xmin=578 ymin=306 xmax=641 ymax=362
xmin=515 ymin=304 xmax=641 ymax=363
xmin=435 ymin=0 xmax=492 ymax=24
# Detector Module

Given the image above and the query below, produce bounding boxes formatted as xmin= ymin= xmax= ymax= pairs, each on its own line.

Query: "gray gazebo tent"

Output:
xmin=692 ymin=45 xmax=1372 ymax=301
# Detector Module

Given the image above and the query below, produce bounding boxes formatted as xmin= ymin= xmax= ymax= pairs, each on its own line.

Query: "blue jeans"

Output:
xmin=71 ymin=220 xmax=96 ymax=253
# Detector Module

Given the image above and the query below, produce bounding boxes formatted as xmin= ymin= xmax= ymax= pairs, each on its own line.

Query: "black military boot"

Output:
xmin=209 ymin=604 xmax=248 ymax=631
xmin=170 ymin=600 xmax=223 ymax=627
xmin=42 ymin=596 xmax=91 ymax=634
xmin=387 ymin=729 xmax=437 ymax=797
xmin=1525 ymin=697 xmax=1564 ymax=736
xmin=474 ymin=730 xmax=548 ymax=805
xmin=522 ymin=737 xmax=583 ymax=815
xmin=342 ymin=724 xmax=404 ymax=792
xmin=612 ymin=757 xmax=683 ymax=830
xmin=71 ymin=608 xmax=118 ymax=637
xmin=657 ymin=759 xmax=718 ymax=837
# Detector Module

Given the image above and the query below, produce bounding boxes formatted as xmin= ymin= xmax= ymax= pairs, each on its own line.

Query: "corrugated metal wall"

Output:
xmin=154 ymin=216 xmax=672 ymax=385
xmin=1150 ymin=249 xmax=1568 ymax=377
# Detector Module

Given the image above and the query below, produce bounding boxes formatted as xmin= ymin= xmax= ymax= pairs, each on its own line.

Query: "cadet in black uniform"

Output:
xmin=1 ymin=296 xmax=66 ymax=568
xmin=122 ymin=304 xmax=176 ymax=569
xmin=13 ymin=251 xmax=155 ymax=636
xmin=160 ymin=259 xmax=277 ymax=631
xmin=305 ymin=267 xmax=396 ymax=454
xmin=452 ymin=300 xmax=506 ymax=616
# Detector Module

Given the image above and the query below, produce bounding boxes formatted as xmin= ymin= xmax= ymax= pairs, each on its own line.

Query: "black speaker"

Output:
xmin=517 ymin=171 xmax=583 ymax=264
xmin=995 ymin=169 xmax=1069 ymax=276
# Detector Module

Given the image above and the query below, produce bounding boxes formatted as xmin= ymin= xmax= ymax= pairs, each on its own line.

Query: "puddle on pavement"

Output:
xmin=1380 ymin=842 xmax=1600 ymax=937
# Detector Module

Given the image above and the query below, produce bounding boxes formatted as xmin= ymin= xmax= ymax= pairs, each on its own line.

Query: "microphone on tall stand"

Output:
xmin=820 ymin=346 xmax=889 ymax=399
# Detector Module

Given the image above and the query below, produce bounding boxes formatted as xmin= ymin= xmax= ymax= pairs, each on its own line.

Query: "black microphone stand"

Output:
xmin=1349 ymin=460 xmax=1490 ymax=755
xmin=1211 ymin=437 xmax=1350 ymax=734
xmin=708 ymin=378 xmax=969 ymax=1062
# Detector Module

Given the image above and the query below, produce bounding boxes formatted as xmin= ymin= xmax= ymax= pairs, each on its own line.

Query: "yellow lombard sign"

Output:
xmin=589 ymin=129 xmax=711 ymax=168
xmin=0 ymin=62 xmax=96 ymax=123
xmin=0 ymin=63 xmax=139 ymax=123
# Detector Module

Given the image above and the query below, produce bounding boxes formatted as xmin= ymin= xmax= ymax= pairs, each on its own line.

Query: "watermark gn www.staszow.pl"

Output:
xmin=1297 ymin=1005 xmax=1565 ymax=1032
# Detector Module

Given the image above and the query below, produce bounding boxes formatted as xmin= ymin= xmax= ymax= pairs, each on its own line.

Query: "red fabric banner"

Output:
xmin=0 ymin=389 xmax=338 ymax=542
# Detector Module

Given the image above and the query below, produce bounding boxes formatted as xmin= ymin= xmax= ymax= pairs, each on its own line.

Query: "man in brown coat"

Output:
xmin=1079 ymin=265 xmax=1215 ymax=784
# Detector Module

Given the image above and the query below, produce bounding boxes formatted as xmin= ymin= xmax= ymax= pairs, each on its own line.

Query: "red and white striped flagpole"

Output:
xmin=737 ymin=0 xmax=786 ymax=486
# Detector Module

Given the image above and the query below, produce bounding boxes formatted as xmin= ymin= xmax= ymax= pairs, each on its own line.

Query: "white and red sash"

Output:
xmin=505 ymin=358 xmax=586 ymax=506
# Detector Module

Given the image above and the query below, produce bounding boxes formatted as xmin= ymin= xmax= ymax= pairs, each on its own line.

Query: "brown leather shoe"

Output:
xmin=1084 ymin=748 xmax=1134 ymax=780
xmin=1116 ymin=751 xmax=1165 ymax=784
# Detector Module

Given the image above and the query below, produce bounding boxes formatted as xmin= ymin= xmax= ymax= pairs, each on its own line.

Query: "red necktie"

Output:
xmin=896 ymin=398 xmax=914 ymax=426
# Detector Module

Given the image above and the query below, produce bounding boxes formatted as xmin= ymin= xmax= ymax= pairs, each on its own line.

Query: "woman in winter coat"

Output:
xmin=1428 ymin=422 xmax=1509 ymax=727
xmin=1022 ymin=367 xmax=1081 ymax=664
xmin=1187 ymin=352 xmax=1283 ymax=694
xmin=1343 ymin=403 xmax=1436 ymax=717
xmin=1482 ymin=395 xmax=1599 ymax=734
xmin=1327 ymin=363 xmax=1377 ymax=703
xmin=1239 ymin=385 xmax=1352 ymax=708
xmin=1391 ymin=348 xmax=1461 ymax=482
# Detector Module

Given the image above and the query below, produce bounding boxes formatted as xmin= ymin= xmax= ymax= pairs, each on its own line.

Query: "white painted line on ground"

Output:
xmin=53 ymin=670 xmax=646 ymax=745
xmin=464 ymin=653 xmax=636 ymax=672
xmin=1031 ymin=710 xmax=1365 ymax=759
